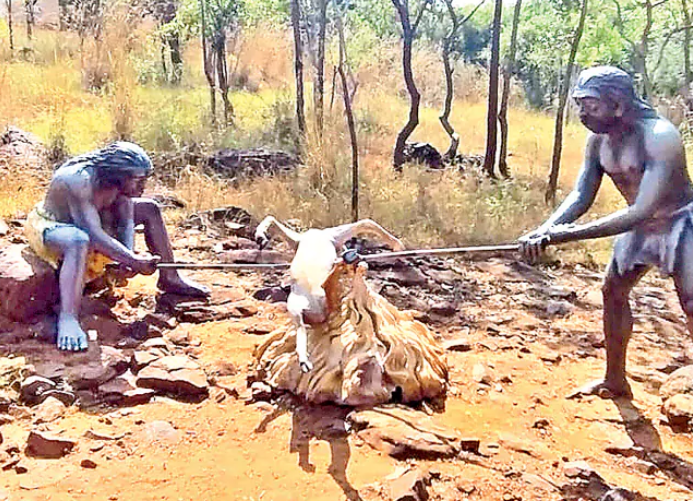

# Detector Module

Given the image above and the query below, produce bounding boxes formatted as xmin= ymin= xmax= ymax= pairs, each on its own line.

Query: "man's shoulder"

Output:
xmin=639 ymin=117 xmax=685 ymax=162
xmin=52 ymin=163 xmax=93 ymax=192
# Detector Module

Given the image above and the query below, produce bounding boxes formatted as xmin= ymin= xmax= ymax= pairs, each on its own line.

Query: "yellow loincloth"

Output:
xmin=25 ymin=203 xmax=112 ymax=282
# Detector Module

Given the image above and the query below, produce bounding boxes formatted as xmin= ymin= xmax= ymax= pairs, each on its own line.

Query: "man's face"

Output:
xmin=575 ymin=96 xmax=621 ymax=134
xmin=120 ymin=172 xmax=149 ymax=197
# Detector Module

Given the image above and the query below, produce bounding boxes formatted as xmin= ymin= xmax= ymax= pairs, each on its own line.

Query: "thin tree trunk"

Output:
xmin=334 ymin=6 xmax=358 ymax=221
xmin=546 ymin=0 xmax=589 ymax=204
xmin=439 ymin=0 xmax=486 ymax=162
xmin=24 ymin=0 xmax=34 ymax=41
xmin=168 ymin=34 xmax=183 ymax=84
xmin=683 ymin=0 xmax=692 ymax=86
xmin=498 ymin=0 xmax=522 ymax=178
xmin=7 ymin=0 xmax=14 ymax=52
xmin=391 ymin=0 xmax=429 ymax=170
xmin=199 ymin=0 xmax=216 ymax=125
xmin=482 ymin=0 xmax=503 ymax=178
xmin=440 ymin=0 xmax=460 ymax=162
xmin=314 ymin=0 xmax=328 ymax=138
xmin=215 ymin=33 xmax=233 ymax=126
xmin=291 ymin=0 xmax=306 ymax=138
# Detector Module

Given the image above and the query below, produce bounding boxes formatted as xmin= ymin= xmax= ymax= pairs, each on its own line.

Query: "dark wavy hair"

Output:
xmin=62 ymin=141 xmax=153 ymax=187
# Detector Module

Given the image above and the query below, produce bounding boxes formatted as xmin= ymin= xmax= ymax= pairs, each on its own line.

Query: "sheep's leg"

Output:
xmin=288 ymin=292 xmax=314 ymax=373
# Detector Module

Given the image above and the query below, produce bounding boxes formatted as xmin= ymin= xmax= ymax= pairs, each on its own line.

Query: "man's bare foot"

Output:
xmin=566 ymin=379 xmax=633 ymax=400
xmin=158 ymin=275 xmax=210 ymax=298
xmin=57 ymin=314 xmax=88 ymax=351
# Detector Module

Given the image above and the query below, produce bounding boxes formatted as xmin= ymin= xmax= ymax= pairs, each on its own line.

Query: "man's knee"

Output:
xmin=135 ymin=199 xmax=162 ymax=222
xmin=65 ymin=228 xmax=90 ymax=250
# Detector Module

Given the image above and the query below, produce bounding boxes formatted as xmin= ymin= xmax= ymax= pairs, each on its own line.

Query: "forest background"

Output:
xmin=2 ymin=0 xmax=693 ymax=265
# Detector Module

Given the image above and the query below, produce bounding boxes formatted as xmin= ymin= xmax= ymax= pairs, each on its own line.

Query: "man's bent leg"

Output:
xmin=573 ymin=259 xmax=649 ymax=398
xmin=133 ymin=199 xmax=209 ymax=297
xmin=44 ymin=226 xmax=90 ymax=351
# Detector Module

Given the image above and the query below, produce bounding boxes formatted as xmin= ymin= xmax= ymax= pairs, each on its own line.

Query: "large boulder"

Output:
xmin=0 ymin=245 xmax=58 ymax=323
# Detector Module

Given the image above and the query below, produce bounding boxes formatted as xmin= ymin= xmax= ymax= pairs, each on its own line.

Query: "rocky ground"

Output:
xmin=0 ymin=204 xmax=692 ymax=501
xmin=0 ymin=124 xmax=691 ymax=501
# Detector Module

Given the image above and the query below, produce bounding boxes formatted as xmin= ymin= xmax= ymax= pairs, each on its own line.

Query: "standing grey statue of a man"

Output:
xmin=521 ymin=66 xmax=693 ymax=399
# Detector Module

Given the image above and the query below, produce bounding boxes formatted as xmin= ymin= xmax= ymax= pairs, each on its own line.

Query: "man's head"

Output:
xmin=571 ymin=66 xmax=656 ymax=133
xmin=67 ymin=141 xmax=153 ymax=196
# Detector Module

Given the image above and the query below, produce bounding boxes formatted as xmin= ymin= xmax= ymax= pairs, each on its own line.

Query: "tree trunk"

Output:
xmin=335 ymin=4 xmax=359 ymax=221
xmin=314 ymin=0 xmax=328 ymax=138
xmin=168 ymin=33 xmax=183 ymax=85
xmin=291 ymin=0 xmax=306 ymax=138
xmin=7 ymin=0 xmax=14 ymax=52
xmin=24 ymin=0 xmax=34 ymax=41
xmin=683 ymin=0 xmax=692 ymax=87
xmin=215 ymin=33 xmax=233 ymax=126
xmin=58 ymin=0 xmax=68 ymax=30
xmin=497 ymin=0 xmax=522 ymax=178
xmin=546 ymin=0 xmax=589 ymax=204
xmin=392 ymin=0 xmax=426 ymax=171
xmin=199 ymin=0 xmax=217 ymax=125
xmin=440 ymin=0 xmax=459 ymax=162
xmin=481 ymin=0 xmax=503 ymax=178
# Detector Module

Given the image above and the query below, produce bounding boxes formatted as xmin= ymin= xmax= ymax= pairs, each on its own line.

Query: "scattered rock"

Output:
xmin=444 ymin=338 xmax=472 ymax=352
xmin=68 ymin=346 xmax=130 ymax=390
xmin=604 ymin=437 xmax=644 ymax=458
xmin=141 ymin=420 xmax=180 ymax=444
xmin=349 ymin=407 xmax=461 ymax=459
xmin=0 ymin=245 xmax=59 ymax=322
xmin=173 ymin=300 xmax=259 ymax=323
xmin=32 ymin=396 xmax=67 ymax=424
xmin=131 ymin=350 xmax=162 ymax=373
xmin=403 ymin=142 xmax=443 ymax=169
xmin=99 ymin=371 xmax=157 ymax=406
xmin=20 ymin=375 xmax=57 ymax=406
xmin=25 ymin=430 xmax=76 ymax=458
xmin=137 ymin=356 xmax=209 ymax=397
xmin=563 ymin=461 xmax=596 ymax=479
xmin=662 ymin=393 xmax=693 ymax=428
xmin=472 ymin=363 xmax=492 ymax=385
xmin=384 ymin=466 xmax=431 ymax=501
xmin=660 ymin=365 xmax=693 ymax=400
xmin=80 ymin=458 xmax=98 ymax=469
xmin=253 ymin=286 xmax=290 ymax=303
xmin=545 ymin=300 xmax=574 ymax=317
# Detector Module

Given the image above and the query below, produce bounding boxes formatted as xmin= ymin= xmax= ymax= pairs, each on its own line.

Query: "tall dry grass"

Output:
xmin=0 ymin=24 xmax=630 ymax=263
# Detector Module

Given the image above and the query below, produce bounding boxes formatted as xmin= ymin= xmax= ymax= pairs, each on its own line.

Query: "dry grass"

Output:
xmin=0 ymin=25 xmax=639 ymax=264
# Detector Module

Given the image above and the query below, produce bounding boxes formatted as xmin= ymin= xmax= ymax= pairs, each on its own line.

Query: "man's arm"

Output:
xmin=534 ymin=134 xmax=604 ymax=233
xmin=114 ymin=197 xmax=135 ymax=250
xmin=549 ymin=124 xmax=680 ymax=243
xmin=65 ymin=178 xmax=142 ymax=268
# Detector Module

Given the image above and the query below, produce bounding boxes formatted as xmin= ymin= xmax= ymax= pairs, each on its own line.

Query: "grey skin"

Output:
xmin=520 ymin=93 xmax=693 ymax=399
xmin=43 ymin=162 xmax=209 ymax=352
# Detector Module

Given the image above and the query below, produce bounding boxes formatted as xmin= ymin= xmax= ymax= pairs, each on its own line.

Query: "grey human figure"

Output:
xmin=26 ymin=142 xmax=209 ymax=352
xmin=520 ymin=66 xmax=693 ymax=399
xmin=254 ymin=216 xmax=405 ymax=373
